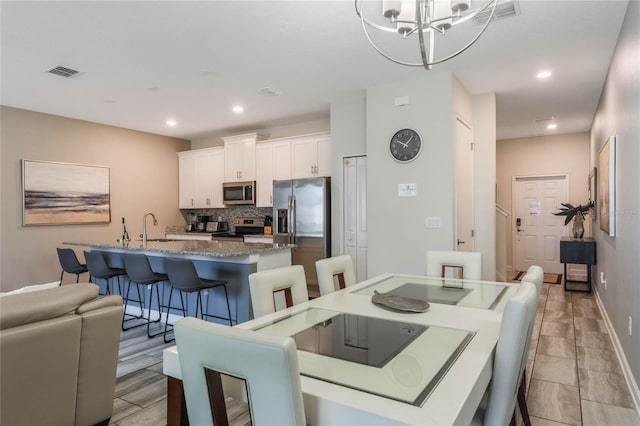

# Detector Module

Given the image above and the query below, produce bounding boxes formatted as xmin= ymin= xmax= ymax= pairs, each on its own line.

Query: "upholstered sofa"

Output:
xmin=0 ymin=283 xmax=123 ymax=426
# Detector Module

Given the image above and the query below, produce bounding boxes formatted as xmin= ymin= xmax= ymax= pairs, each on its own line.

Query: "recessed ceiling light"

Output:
xmin=166 ymin=119 xmax=177 ymax=127
xmin=232 ymin=106 xmax=244 ymax=113
xmin=547 ymin=123 xmax=557 ymax=130
xmin=537 ymin=70 xmax=552 ymax=79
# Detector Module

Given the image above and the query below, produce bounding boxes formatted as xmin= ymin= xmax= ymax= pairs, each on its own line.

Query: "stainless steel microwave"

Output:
xmin=222 ymin=181 xmax=255 ymax=205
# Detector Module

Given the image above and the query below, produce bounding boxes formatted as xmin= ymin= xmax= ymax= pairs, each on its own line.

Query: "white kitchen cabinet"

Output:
xmin=223 ymin=133 xmax=266 ymax=182
xmin=291 ymin=132 xmax=331 ymax=178
xmin=178 ymin=153 xmax=196 ymax=208
xmin=255 ymin=139 xmax=292 ymax=207
xmin=178 ymin=147 xmax=224 ymax=209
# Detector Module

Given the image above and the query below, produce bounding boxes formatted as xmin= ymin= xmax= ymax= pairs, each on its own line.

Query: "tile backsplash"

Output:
xmin=177 ymin=206 xmax=272 ymax=232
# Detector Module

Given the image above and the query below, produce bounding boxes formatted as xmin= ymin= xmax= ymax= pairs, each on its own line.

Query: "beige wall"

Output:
xmin=496 ymin=132 xmax=590 ymax=270
xmin=0 ymin=106 xmax=189 ymax=290
xmin=366 ymin=73 xmax=456 ymax=277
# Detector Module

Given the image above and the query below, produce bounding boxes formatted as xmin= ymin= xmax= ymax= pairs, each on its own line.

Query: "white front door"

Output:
xmin=455 ymin=118 xmax=474 ymax=251
xmin=513 ymin=176 xmax=568 ymax=274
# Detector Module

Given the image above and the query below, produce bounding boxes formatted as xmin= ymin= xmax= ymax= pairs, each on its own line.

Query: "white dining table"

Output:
xmin=163 ymin=273 xmax=518 ymax=425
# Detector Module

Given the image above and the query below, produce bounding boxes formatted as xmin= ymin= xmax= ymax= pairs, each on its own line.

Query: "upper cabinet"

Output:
xmin=255 ymin=139 xmax=292 ymax=207
xmin=178 ymin=132 xmax=331 ymax=209
xmin=223 ymin=133 xmax=266 ymax=182
xmin=291 ymin=132 xmax=331 ymax=178
xmin=178 ymin=147 xmax=225 ymax=209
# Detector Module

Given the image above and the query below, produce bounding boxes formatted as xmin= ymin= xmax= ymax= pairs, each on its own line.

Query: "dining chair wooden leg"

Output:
xmin=517 ymin=375 xmax=532 ymax=426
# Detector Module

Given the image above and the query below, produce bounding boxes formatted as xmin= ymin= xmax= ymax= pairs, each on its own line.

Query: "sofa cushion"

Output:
xmin=0 ymin=283 xmax=99 ymax=330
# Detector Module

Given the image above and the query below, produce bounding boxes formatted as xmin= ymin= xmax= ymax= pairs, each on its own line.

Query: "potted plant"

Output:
xmin=553 ymin=201 xmax=594 ymax=239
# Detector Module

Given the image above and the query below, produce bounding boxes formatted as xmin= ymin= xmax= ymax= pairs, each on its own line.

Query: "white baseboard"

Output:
xmin=594 ymin=288 xmax=640 ymax=416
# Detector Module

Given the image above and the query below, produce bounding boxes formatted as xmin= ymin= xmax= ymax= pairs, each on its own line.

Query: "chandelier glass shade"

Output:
xmin=355 ymin=0 xmax=498 ymax=70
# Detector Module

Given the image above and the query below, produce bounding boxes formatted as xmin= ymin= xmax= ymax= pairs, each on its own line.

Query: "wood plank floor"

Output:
xmin=110 ymin=283 xmax=639 ymax=426
xmin=110 ymin=322 xmax=250 ymax=426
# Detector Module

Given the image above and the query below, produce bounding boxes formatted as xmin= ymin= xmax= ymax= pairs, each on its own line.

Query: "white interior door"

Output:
xmin=343 ymin=156 xmax=367 ymax=282
xmin=455 ymin=118 xmax=474 ymax=251
xmin=514 ymin=176 xmax=568 ymax=274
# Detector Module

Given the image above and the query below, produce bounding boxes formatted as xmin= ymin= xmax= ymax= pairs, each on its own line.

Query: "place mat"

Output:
xmin=512 ymin=271 xmax=562 ymax=285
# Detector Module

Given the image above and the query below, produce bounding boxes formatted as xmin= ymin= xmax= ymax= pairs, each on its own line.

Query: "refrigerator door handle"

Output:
xmin=287 ymin=195 xmax=293 ymax=244
xmin=291 ymin=195 xmax=296 ymax=245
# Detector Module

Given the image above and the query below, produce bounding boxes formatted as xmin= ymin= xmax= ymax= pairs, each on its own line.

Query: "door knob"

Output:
xmin=457 ymin=239 xmax=465 ymax=245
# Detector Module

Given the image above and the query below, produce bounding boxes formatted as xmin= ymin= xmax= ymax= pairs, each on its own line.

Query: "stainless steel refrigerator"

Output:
xmin=273 ymin=177 xmax=331 ymax=289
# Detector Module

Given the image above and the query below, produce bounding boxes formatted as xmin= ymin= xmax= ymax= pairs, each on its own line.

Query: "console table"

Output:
xmin=560 ymin=237 xmax=596 ymax=292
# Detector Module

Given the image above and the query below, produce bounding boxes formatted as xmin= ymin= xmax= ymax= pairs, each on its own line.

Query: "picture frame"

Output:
xmin=598 ymin=136 xmax=615 ymax=236
xmin=588 ymin=167 xmax=597 ymax=219
xmin=22 ymin=159 xmax=111 ymax=226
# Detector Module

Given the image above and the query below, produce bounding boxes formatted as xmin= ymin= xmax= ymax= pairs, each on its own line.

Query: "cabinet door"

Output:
xmin=291 ymin=138 xmax=317 ymax=178
xmin=224 ymin=141 xmax=242 ymax=182
xmin=273 ymin=140 xmax=292 ymax=180
xmin=224 ymin=139 xmax=256 ymax=181
xmin=195 ymin=149 xmax=224 ymax=208
xmin=239 ymin=139 xmax=256 ymax=181
xmin=178 ymin=154 xmax=196 ymax=208
xmin=315 ymin=135 xmax=331 ymax=177
xmin=208 ymin=149 xmax=225 ymax=207
xmin=255 ymin=143 xmax=274 ymax=207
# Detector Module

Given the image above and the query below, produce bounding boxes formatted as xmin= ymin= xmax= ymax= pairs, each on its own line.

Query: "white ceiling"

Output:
xmin=0 ymin=1 xmax=629 ymax=141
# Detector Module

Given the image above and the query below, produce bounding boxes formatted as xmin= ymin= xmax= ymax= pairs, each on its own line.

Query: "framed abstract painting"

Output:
xmin=598 ymin=136 xmax=615 ymax=236
xmin=22 ymin=160 xmax=111 ymax=226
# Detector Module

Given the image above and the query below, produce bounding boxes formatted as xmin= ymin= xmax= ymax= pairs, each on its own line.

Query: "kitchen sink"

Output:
xmin=138 ymin=238 xmax=177 ymax=242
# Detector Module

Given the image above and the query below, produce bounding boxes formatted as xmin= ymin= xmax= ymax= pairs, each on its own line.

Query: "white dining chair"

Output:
xmin=426 ymin=250 xmax=482 ymax=280
xmin=522 ymin=265 xmax=544 ymax=297
xmin=472 ymin=281 xmax=538 ymax=426
xmin=174 ymin=317 xmax=306 ymax=426
xmin=248 ymin=265 xmax=309 ymax=318
xmin=315 ymin=255 xmax=357 ymax=296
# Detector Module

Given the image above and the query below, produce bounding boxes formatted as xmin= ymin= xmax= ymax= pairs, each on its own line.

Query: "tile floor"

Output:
xmin=109 ymin=281 xmax=640 ymax=425
xmin=523 ymin=279 xmax=640 ymax=426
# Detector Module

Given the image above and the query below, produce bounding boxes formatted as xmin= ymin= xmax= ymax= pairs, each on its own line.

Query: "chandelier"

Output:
xmin=355 ymin=0 xmax=498 ymax=70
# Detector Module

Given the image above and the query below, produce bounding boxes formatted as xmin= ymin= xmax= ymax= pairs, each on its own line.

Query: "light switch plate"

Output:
xmin=394 ymin=95 xmax=410 ymax=107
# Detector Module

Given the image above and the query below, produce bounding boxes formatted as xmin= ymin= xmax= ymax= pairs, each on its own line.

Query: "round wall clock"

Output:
xmin=389 ymin=128 xmax=422 ymax=162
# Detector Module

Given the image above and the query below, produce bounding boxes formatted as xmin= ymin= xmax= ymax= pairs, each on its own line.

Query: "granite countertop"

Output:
xmin=64 ymin=239 xmax=293 ymax=258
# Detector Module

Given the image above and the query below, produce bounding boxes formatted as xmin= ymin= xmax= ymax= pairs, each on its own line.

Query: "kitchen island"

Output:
xmin=64 ymin=239 xmax=293 ymax=324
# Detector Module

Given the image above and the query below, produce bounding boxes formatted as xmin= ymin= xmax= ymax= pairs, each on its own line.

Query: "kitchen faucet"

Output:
xmin=141 ymin=212 xmax=158 ymax=246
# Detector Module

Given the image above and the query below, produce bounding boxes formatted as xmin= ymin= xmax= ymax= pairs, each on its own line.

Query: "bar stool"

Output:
xmin=56 ymin=248 xmax=89 ymax=283
xmin=123 ymin=253 xmax=168 ymax=338
xmin=84 ymin=251 xmax=126 ymax=296
xmin=163 ymin=258 xmax=232 ymax=343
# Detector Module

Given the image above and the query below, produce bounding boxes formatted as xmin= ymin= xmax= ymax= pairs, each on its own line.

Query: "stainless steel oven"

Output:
xmin=222 ymin=181 xmax=255 ymax=205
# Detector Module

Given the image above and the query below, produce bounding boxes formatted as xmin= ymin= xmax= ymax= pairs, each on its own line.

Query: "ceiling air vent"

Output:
xmin=473 ymin=0 xmax=520 ymax=25
xmin=44 ymin=65 xmax=80 ymax=78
